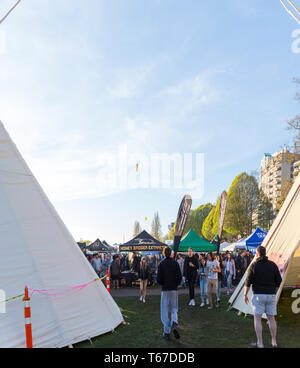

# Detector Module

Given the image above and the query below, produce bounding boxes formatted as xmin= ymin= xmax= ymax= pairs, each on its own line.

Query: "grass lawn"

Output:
xmin=76 ymin=290 xmax=300 ymax=348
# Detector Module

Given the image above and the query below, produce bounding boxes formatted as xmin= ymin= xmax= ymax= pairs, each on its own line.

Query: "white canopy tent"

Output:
xmin=0 ymin=122 xmax=123 ymax=348
xmin=219 ymin=242 xmax=230 ymax=252
xmin=229 ymin=173 xmax=300 ymax=315
xmin=223 ymin=240 xmax=246 ymax=253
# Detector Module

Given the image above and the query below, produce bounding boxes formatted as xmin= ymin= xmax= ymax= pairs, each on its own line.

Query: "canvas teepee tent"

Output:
xmin=229 ymin=173 xmax=300 ymax=315
xmin=0 ymin=122 xmax=123 ymax=348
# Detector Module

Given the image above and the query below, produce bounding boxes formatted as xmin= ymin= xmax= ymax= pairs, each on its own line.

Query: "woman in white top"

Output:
xmin=224 ymin=253 xmax=236 ymax=295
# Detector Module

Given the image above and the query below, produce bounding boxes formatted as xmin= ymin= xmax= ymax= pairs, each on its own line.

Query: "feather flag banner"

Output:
xmin=173 ymin=194 xmax=192 ymax=258
xmin=218 ymin=191 xmax=227 ymax=239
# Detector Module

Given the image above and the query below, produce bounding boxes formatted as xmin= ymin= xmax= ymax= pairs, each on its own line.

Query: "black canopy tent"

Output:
xmin=102 ymin=240 xmax=116 ymax=252
xmin=77 ymin=242 xmax=87 ymax=250
xmin=119 ymin=230 xmax=167 ymax=252
xmin=87 ymin=239 xmax=108 ymax=253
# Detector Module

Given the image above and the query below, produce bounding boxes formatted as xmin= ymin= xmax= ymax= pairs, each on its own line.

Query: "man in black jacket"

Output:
xmin=157 ymin=247 xmax=182 ymax=340
xmin=244 ymin=246 xmax=282 ymax=348
xmin=241 ymin=250 xmax=251 ymax=274
xmin=234 ymin=251 xmax=243 ymax=284
xmin=183 ymin=248 xmax=199 ymax=306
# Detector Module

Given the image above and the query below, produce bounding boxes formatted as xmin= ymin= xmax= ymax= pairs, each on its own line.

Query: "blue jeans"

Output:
xmin=217 ymin=280 xmax=221 ymax=300
xmin=225 ymin=271 xmax=232 ymax=291
xmin=161 ymin=291 xmax=178 ymax=334
xmin=199 ymin=278 xmax=207 ymax=302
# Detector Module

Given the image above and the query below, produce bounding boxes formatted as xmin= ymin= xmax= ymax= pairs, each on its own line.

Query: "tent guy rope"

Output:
xmin=0 ymin=0 xmax=22 ymax=25
xmin=280 ymin=0 xmax=300 ymax=24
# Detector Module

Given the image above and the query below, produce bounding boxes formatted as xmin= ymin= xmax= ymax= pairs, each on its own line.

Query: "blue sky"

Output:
xmin=0 ymin=0 xmax=299 ymax=243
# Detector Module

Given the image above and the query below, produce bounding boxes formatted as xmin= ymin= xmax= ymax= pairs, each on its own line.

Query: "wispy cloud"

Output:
xmin=107 ymin=62 xmax=155 ymax=98
xmin=159 ymin=72 xmax=219 ymax=117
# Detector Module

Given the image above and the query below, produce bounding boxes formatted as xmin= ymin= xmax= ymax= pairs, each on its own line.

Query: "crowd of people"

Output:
xmin=157 ymin=245 xmax=281 ymax=348
xmin=84 ymin=246 xmax=281 ymax=347
xmin=83 ymin=251 xmax=161 ymax=290
xmin=83 ymin=247 xmax=254 ymax=307
xmin=176 ymin=248 xmax=254 ymax=308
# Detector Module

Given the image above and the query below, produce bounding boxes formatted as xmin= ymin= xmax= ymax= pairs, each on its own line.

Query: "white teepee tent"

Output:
xmin=229 ymin=172 xmax=300 ymax=315
xmin=0 ymin=122 xmax=123 ymax=348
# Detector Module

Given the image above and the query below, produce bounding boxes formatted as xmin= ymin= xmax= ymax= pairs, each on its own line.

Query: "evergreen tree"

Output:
xmin=151 ymin=212 xmax=162 ymax=240
xmin=133 ymin=221 xmax=142 ymax=237
xmin=257 ymin=190 xmax=275 ymax=231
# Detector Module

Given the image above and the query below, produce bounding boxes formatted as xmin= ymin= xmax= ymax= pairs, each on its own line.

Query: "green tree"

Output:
xmin=201 ymin=197 xmax=232 ymax=241
xmin=168 ymin=223 xmax=176 ymax=240
xmin=151 ymin=212 xmax=162 ymax=240
xmin=168 ymin=203 xmax=213 ymax=240
xmin=79 ymin=239 xmax=91 ymax=246
xmin=276 ymin=180 xmax=293 ymax=211
xmin=257 ymin=190 xmax=275 ymax=231
xmin=224 ymin=172 xmax=259 ymax=237
xmin=133 ymin=221 xmax=142 ymax=237
xmin=183 ymin=203 xmax=213 ymax=237
xmin=202 ymin=206 xmax=216 ymax=241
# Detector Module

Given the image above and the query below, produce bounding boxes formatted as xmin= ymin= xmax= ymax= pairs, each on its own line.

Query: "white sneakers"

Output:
xmin=140 ymin=296 xmax=143 ymax=302
xmin=189 ymin=299 xmax=195 ymax=306
xmin=200 ymin=302 xmax=205 ymax=307
xmin=143 ymin=298 xmax=146 ymax=303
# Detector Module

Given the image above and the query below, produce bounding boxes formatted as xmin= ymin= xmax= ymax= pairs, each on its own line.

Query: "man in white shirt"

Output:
xmin=206 ymin=252 xmax=220 ymax=309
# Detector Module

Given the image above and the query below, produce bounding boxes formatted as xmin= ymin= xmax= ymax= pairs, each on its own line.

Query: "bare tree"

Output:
xmin=287 ymin=79 xmax=300 ymax=154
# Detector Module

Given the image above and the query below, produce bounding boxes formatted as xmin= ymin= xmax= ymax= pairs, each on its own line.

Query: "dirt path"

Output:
xmin=111 ymin=287 xmax=229 ymax=298
xmin=110 ymin=287 xmax=189 ymax=297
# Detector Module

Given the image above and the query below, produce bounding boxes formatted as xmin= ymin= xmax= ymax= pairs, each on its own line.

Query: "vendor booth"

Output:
xmin=237 ymin=227 xmax=267 ymax=254
xmin=119 ymin=230 xmax=167 ymax=252
xmin=86 ymin=238 xmax=108 ymax=253
xmin=223 ymin=228 xmax=267 ymax=253
xmin=173 ymin=229 xmax=218 ymax=253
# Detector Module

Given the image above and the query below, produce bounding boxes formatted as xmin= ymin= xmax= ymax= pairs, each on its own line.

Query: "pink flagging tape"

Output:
xmin=28 ymin=277 xmax=103 ymax=298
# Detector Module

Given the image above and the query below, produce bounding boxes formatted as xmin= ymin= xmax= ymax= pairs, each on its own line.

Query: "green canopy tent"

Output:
xmin=174 ymin=229 xmax=218 ymax=253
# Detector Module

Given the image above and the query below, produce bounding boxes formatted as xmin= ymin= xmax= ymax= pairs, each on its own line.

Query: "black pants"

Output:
xmin=188 ymin=274 xmax=197 ymax=300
